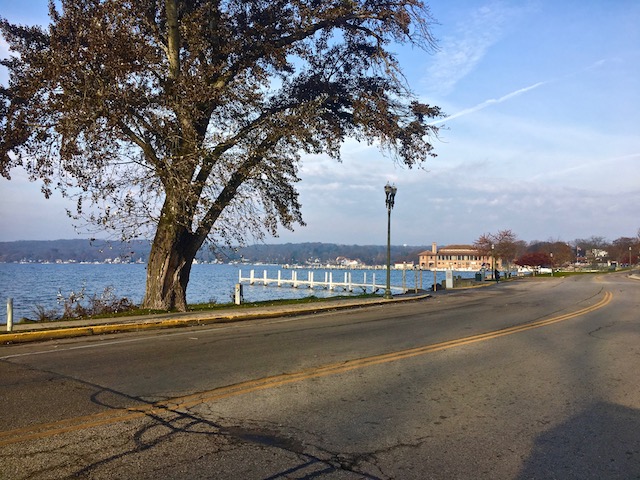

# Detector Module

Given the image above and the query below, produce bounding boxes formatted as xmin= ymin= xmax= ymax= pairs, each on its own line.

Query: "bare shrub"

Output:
xmin=29 ymin=305 xmax=60 ymax=322
xmin=56 ymin=285 xmax=136 ymax=319
xmin=86 ymin=286 xmax=136 ymax=316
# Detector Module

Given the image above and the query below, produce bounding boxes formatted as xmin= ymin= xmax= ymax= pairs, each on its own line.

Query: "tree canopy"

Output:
xmin=514 ymin=252 xmax=552 ymax=269
xmin=474 ymin=230 xmax=521 ymax=266
xmin=0 ymin=0 xmax=443 ymax=310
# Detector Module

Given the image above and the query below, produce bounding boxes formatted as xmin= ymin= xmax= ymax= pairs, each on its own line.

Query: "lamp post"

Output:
xmin=384 ymin=182 xmax=397 ymax=299
xmin=629 ymin=246 xmax=632 ymax=267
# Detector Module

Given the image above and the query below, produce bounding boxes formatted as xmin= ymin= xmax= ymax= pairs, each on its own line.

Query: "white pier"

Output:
xmin=239 ymin=269 xmax=408 ymax=294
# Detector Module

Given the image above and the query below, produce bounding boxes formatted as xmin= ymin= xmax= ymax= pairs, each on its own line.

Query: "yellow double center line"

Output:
xmin=0 ymin=290 xmax=613 ymax=447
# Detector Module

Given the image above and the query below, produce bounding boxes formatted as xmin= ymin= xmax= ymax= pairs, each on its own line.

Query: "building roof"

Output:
xmin=418 ymin=245 xmax=480 ymax=256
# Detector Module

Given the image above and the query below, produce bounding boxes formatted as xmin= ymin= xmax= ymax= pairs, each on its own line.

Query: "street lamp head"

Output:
xmin=385 ymin=182 xmax=397 ymax=209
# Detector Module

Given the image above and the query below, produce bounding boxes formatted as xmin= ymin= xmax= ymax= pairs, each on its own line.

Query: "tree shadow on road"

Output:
xmin=517 ymin=401 xmax=640 ymax=479
xmin=71 ymin=387 xmax=379 ymax=479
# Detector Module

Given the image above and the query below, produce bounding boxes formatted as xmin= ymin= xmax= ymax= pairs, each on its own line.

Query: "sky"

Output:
xmin=0 ymin=0 xmax=639 ymax=247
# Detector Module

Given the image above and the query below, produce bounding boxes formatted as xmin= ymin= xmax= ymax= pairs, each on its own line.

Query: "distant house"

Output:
xmin=394 ymin=261 xmax=415 ymax=269
xmin=418 ymin=243 xmax=503 ymax=271
xmin=335 ymin=256 xmax=362 ymax=268
xmin=589 ymin=249 xmax=608 ymax=260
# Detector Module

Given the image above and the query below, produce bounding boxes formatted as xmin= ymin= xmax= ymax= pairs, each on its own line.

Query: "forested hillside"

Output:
xmin=0 ymin=239 xmax=151 ymax=263
xmin=0 ymin=240 xmax=428 ymax=266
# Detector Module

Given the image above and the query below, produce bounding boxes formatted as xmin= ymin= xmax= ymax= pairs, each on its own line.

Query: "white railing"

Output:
xmin=239 ymin=269 xmax=408 ymax=294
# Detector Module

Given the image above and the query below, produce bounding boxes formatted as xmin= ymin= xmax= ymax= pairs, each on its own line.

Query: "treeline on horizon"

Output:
xmin=0 ymin=239 xmax=427 ymax=265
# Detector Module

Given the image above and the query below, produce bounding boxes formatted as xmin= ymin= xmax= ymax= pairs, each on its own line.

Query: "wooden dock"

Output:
xmin=238 ymin=269 xmax=409 ymax=294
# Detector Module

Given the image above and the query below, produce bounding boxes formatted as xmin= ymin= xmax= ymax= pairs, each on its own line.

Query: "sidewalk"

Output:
xmin=1 ymin=293 xmax=431 ymax=344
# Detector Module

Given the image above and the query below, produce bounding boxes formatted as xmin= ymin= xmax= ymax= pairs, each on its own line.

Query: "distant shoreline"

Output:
xmin=0 ymin=239 xmax=430 ymax=267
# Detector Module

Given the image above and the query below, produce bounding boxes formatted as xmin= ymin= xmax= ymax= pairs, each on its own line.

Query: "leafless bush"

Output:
xmin=57 ymin=285 xmax=87 ymax=318
xmin=30 ymin=305 xmax=61 ymax=322
xmin=86 ymin=286 xmax=136 ymax=316
xmin=56 ymin=285 xmax=136 ymax=319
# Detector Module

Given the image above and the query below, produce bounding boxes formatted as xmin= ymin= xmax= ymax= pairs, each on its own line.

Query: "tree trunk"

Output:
xmin=142 ymin=214 xmax=201 ymax=311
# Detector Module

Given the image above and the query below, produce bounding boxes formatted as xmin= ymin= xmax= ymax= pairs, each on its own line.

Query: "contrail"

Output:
xmin=431 ymin=58 xmax=611 ymax=126
xmin=431 ymin=81 xmax=548 ymax=125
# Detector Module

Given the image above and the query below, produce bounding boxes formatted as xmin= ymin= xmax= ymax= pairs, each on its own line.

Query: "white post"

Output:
xmin=234 ymin=284 xmax=243 ymax=305
xmin=446 ymin=269 xmax=454 ymax=289
xmin=348 ymin=272 xmax=352 ymax=292
xmin=277 ymin=270 xmax=282 ymax=287
xmin=324 ymin=272 xmax=328 ymax=289
xmin=329 ymin=272 xmax=334 ymax=290
xmin=293 ymin=270 xmax=298 ymax=288
xmin=250 ymin=269 xmax=255 ymax=285
xmin=239 ymin=269 xmax=242 ymax=282
xmin=263 ymin=269 xmax=268 ymax=286
xmin=402 ymin=268 xmax=407 ymax=293
xmin=7 ymin=298 xmax=13 ymax=332
xmin=372 ymin=273 xmax=376 ymax=292
xmin=309 ymin=271 xmax=314 ymax=288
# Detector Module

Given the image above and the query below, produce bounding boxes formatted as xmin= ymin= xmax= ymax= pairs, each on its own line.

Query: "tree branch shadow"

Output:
xmin=517 ymin=401 xmax=640 ymax=479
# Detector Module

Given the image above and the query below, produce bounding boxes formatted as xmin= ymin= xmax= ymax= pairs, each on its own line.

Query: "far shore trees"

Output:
xmin=0 ymin=0 xmax=442 ymax=311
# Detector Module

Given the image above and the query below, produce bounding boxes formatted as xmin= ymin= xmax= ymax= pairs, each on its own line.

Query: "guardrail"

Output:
xmin=239 ymin=269 xmax=409 ymax=294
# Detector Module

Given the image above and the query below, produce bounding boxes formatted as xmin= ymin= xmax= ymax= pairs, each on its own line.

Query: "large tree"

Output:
xmin=528 ymin=240 xmax=573 ymax=266
xmin=474 ymin=229 xmax=520 ymax=269
xmin=610 ymin=237 xmax=637 ymax=265
xmin=0 ymin=0 xmax=442 ymax=310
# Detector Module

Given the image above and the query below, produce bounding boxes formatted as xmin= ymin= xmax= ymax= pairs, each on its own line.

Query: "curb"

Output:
xmin=1 ymin=294 xmax=430 ymax=345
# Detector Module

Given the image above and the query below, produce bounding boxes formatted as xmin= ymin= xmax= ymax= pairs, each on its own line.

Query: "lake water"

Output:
xmin=0 ymin=263 xmax=473 ymax=323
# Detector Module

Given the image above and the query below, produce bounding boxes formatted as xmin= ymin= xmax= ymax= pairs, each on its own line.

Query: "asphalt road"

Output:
xmin=1 ymin=272 xmax=638 ymax=479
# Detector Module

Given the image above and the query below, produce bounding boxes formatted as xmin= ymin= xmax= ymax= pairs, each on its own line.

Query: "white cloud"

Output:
xmin=529 ymin=153 xmax=640 ymax=185
xmin=424 ymin=1 xmax=533 ymax=97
